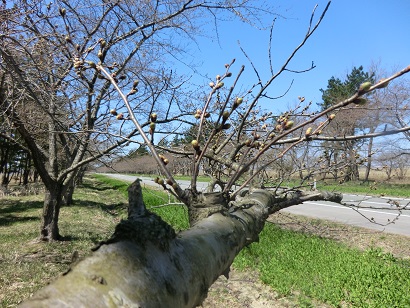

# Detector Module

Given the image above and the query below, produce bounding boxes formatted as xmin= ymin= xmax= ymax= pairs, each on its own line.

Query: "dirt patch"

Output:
xmin=200 ymin=268 xmax=331 ymax=308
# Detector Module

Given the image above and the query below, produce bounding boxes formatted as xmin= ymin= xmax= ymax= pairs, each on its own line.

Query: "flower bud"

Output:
xmin=234 ymin=97 xmax=243 ymax=108
xmin=59 ymin=8 xmax=66 ymax=17
xmin=191 ymin=139 xmax=199 ymax=149
xmin=129 ymin=89 xmax=138 ymax=95
xmin=284 ymin=120 xmax=294 ymax=130
xmin=359 ymin=81 xmax=372 ymax=93
xmin=375 ymin=78 xmax=389 ymax=89
xmin=87 ymin=61 xmax=96 ymax=68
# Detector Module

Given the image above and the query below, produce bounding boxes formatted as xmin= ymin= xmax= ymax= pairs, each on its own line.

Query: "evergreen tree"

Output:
xmin=319 ymin=66 xmax=375 ymax=110
xmin=319 ymin=66 xmax=375 ymax=182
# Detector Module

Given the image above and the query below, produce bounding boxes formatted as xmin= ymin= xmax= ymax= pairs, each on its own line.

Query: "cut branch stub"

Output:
xmin=188 ymin=192 xmax=228 ymax=226
xmin=127 ymin=179 xmax=146 ymax=219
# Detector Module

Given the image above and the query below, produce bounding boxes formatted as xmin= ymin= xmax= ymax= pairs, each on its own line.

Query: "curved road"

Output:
xmin=100 ymin=173 xmax=410 ymax=237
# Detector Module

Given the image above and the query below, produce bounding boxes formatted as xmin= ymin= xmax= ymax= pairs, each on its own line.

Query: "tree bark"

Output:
xmin=21 ymin=180 xmax=342 ymax=307
xmin=40 ymin=184 xmax=63 ymax=241
xmin=364 ymin=130 xmax=375 ymax=182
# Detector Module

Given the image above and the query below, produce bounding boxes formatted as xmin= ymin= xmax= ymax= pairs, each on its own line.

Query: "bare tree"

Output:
xmin=20 ymin=0 xmax=410 ymax=305
xmin=0 ymin=0 xmax=272 ymax=241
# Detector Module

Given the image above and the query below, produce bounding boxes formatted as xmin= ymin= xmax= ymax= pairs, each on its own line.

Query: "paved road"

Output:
xmin=99 ymin=173 xmax=410 ymax=237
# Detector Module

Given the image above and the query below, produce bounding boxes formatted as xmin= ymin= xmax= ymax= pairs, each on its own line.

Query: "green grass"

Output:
xmin=318 ymin=181 xmax=410 ymax=198
xmin=234 ymin=224 xmax=410 ymax=307
xmin=276 ymin=178 xmax=410 ymax=198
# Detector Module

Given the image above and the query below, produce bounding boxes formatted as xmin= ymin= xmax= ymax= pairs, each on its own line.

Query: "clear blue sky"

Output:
xmin=180 ymin=0 xmax=410 ymax=112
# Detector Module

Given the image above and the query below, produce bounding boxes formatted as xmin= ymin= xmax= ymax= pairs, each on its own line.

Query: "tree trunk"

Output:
xmin=63 ymin=177 xmax=75 ymax=206
xmin=21 ymin=180 xmax=342 ymax=307
xmin=40 ymin=184 xmax=63 ymax=241
xmin=364 ymin=133 xmax=375 ymax=182
xmin=22 ymin=152 xmax=31 ymax=185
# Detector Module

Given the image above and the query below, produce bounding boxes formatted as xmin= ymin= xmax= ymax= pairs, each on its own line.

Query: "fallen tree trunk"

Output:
xmin=20 ymin=180 xmax=342 ymax=307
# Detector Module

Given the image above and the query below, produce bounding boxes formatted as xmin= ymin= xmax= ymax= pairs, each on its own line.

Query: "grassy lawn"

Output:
xmin=318 ymin=181 xmax=410 ymax=198
xmin=278 ymin=179 xmax=410 ymax=198
xmin=1 ymin=175 xmax=409 ymax=307
xmin=234 ymin=224 xmax=410 ymax=307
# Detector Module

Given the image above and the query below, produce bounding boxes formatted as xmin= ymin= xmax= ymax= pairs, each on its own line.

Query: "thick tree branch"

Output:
xmin=20 ymin=181 xmax=342 ymax=307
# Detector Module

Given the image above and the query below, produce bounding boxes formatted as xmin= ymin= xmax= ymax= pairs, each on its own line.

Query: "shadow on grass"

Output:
xmin=79 ymin=181 xmax=129 ymax=193
xmin=0 ymin=200 xmax=42 ymax=226
xmin=0 ymin=200 xmax=43 ymax=215
xmin=79 ymin=182 xmax=115 ymax=192
xmin=71 ymin=199 xmax=127 ymax=217
xmin=0 ymin=214 xmax=39 ymax=226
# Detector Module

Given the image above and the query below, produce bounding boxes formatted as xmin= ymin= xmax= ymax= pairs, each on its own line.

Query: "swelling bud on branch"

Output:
xmin=375 ymin=78 xmax=389 ymax=89
xmin=284 ymin=120 xmax=294 ymax=130
xmin=191 ymin=140 xmax=199 ymax=150
xmin=358 ymin=81 xmax=372 ymax=93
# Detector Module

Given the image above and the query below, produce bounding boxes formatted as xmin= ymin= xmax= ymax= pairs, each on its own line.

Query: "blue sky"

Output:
xmin=181 ymin=0 xmax=410 ymax=112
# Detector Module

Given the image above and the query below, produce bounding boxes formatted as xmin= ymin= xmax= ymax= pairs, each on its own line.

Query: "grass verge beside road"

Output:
xmin=1 ymin=175 xmax=409 ymax=307
xmin=318 ymin=181 xmax=410 ymax=198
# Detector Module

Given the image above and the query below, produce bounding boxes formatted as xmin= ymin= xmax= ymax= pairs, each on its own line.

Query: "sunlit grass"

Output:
xmin=318 ymin=181 xmax=410 ymax=198
xmin=234 ymin=224 xmax=410 ymax=307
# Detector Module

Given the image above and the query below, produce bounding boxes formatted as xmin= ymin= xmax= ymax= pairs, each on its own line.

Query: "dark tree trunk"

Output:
xmin=64 ymin=186 xmax=74 ymax=206
xmin=22 ymin=152 xmax=31 ymax=185
xmin=40 ymin=184 xmax=63 ymax=241
xmin=63 ymin=179 xmax=75 ymax=206
xmin=364 ymin=135 xmax=374 ymax=182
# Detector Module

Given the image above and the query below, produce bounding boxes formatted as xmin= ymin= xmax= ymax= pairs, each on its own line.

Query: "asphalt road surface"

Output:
xmin=99 ymin=174 xmax=410 ymax=237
